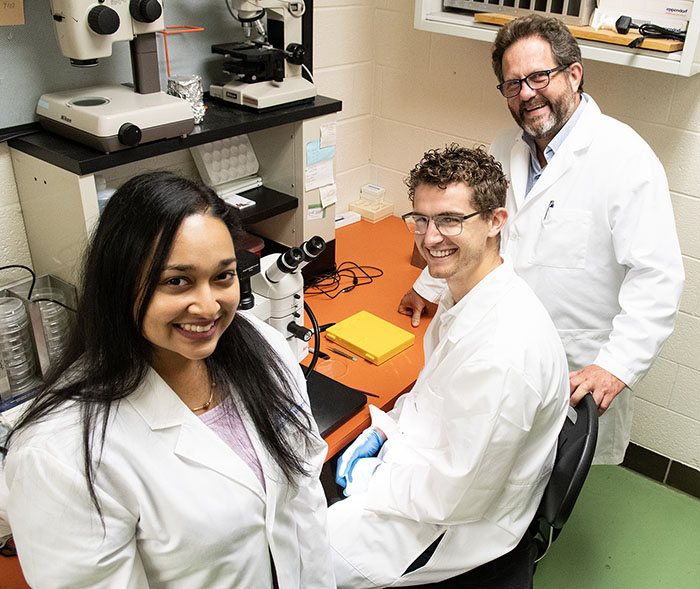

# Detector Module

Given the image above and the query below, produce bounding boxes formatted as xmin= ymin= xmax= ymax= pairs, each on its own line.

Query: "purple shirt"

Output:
xmin=199 ymin=398 xmax=265 ymax=490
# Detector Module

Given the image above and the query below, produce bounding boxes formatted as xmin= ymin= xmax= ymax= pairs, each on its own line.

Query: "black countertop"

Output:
xmin=8 ymin=95 xmax=343 ymax=176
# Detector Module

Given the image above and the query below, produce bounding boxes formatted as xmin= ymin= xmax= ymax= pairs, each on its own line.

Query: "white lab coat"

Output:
xmin=329 ymin=260 xmax=569 ymax=588
xmin=4 ymin=317 xmax=335 ymax=589
xmin=414 ymin=96 xmax=684 ymax=465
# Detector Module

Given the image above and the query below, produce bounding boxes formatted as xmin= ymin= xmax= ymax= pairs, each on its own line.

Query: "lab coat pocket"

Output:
xmin=530 ymin=208 xmax=592 ymax=269
xmin=558 ymin=328 xmax=611 ymax=371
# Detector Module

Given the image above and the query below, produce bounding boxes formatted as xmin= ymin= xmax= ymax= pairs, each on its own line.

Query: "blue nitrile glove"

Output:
xmin=343 ymin=457 xmax=383 ymax=497
xmin=335 ymin=428 xmax=384 ymax=489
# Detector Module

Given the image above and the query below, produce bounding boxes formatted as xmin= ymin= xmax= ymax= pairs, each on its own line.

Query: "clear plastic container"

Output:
xmin=0 ymin=297 xmax=40 ymax=394
xmin=31 ymin=287 xmax=71 ymax=366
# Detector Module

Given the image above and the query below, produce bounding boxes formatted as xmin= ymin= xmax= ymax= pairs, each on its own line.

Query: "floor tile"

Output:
xmin=534 ymin=465 xmax=700 ymax=589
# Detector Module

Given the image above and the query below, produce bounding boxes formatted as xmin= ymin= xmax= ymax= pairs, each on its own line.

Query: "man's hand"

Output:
xmin=335 ymin=428 xmax=384 ymax=489
xmin=343 ymin=457 xmax=383 ymax=497
xmin=569 ymin=364 xmax=626 ymax=416
xmin=398 ymin=288 xmax=434 ymax=327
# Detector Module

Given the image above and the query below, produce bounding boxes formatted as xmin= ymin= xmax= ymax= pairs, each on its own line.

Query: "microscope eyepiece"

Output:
xmin=301 ymin=236 xmax=326 ymax=262
xmin=265 ymin=246 xmax=304 ymax=283
xmin=280 ymin=247 xmax=304 ymax=270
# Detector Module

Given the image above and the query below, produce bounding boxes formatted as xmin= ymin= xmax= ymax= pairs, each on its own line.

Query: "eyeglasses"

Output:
xmin=497 ymin=64 xmax=571 ymax=98
xmin=402 ymin=209 xmax=493 ymax=236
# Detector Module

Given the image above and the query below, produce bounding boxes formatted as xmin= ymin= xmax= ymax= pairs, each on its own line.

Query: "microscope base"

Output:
xmin=37 ymin=85 xmax=194 ymax=153
xmin=210 ymin=76 xmax=316 ymax=111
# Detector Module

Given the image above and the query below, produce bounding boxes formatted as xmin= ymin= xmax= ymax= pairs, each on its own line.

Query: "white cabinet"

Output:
xmin=415 ymin=0 xmax=700 ymax=76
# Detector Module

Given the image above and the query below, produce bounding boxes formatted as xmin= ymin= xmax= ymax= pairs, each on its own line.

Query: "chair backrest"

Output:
xmin=537 ymin=393 xmax=598 ymax=531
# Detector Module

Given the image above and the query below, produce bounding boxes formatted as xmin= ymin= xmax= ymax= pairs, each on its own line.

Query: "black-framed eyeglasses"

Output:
xmin=497 ymin=64 xmax=571 ymax=98
xmin=401 ymin=209 xmax=493 ymax=236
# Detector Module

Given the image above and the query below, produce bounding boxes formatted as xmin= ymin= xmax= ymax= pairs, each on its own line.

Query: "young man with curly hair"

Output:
xmin=327 ymin=145 xmax=569 ymax=587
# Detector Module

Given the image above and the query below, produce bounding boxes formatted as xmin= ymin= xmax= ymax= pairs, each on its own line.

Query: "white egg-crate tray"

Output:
xmin=190 ymin=135 xmax=260 ymax=188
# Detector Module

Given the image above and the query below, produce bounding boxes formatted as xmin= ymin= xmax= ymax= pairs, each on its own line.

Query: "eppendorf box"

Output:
xmin=597 ymin=0 xmax=693 ymax=31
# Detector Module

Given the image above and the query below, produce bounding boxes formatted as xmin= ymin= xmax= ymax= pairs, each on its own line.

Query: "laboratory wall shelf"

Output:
xmin=415 ymin=1 xmax=700 ymax=76
xmin=8 ymin=96 xmax=342 ymax=176
xmin=8 ymin=95 xmax=342 ymax=285
xmin=236 ymin=186 xmax=298 ymax=225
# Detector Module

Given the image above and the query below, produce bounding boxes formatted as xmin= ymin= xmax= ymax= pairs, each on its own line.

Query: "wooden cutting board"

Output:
xmin=474 ymin=13 xmax=684 ymax=53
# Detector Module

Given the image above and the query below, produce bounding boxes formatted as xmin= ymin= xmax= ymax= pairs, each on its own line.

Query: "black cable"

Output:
xmin=302 ymin=300 xmax=320 ymax=379
xmin=628 ymin=23 xmax=686 ymax=48
xmin=0 ymin=264 xmax=36 ymax=299
xmin=0 ymin=265 xmax=77 ymax=312
xmin=0 ymin=123 xmax=41 ymax=144
xmin=31 ymin=297 xmax=77 ymax=313
xmin=304 ymin=261 xmax=383 ymax=299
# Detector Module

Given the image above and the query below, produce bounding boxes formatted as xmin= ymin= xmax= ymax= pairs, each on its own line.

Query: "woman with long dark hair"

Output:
xmin=3 ymin=171 xmax=334 ymax=588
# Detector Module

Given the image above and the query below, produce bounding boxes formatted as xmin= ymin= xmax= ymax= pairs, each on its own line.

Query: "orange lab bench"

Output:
xmin=304 ymin=216 xmax=430 ymax=459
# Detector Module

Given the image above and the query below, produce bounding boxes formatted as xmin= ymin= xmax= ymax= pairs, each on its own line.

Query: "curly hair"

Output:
xmin=405 ymin=144 xmax=507 ymax=216
xmin=492 ymin=13 xmax=584 ymax=94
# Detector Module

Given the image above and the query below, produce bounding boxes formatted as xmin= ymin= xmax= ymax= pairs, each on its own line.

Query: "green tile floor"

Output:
xmin=534 ymin=465 xmax=700 ymax=588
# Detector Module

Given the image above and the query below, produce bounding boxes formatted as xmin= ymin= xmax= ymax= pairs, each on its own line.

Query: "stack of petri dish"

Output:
xmin=0 ymin=297 xmax=40 ymax=397
xmin=32 ymin=287 xmax=71 ymax=367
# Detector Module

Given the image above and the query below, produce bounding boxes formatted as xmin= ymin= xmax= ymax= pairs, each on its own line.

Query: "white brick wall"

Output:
xmin=314 ymin=1 xmax=375 ymax=212
xmin=1 ymin=0 xmax=698 ymax=470
xmin=363 ymin=1 xmax=700 ymax=470
xmin=0 ymin=142 xmax=32 ymax=285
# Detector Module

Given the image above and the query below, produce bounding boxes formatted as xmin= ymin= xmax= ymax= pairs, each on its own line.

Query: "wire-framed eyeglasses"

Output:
xmin=497 ymin=64 xmax=571 ymax=98
xmin=402 ymin=209 xmax=493 ymax=236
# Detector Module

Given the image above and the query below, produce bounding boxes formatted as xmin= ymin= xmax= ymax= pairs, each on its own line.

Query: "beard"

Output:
xmin=510 ymin=87 xmax=578 ymax=142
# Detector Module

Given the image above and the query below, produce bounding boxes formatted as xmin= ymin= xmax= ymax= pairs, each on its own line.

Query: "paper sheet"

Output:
xmin=305 ymin=159 xmax=334 ymax=191
xmin=306 ymin=138 xmax=335 ymax=166
xmin=307 ymin=205 xmax=325 ymax=220
xmin=320 ymin=122 xmax=337 ymax=148
xmin=319 ymin=183 xmax=337 ymax=208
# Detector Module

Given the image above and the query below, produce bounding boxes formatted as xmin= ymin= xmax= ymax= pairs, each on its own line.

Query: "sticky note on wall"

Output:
xmin=0 ymin=1 xmax=25 ymax=26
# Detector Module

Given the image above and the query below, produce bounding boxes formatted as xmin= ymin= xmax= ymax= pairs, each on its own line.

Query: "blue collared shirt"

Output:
xmin=523 ymin=94 xmax=588 ymax=197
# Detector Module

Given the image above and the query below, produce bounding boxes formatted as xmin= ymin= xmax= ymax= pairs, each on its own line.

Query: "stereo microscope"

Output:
xmin=36 ymin=0 xmax=194 ymax=153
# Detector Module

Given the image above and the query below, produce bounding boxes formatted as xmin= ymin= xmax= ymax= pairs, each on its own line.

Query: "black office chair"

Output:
xmin=420 ymin=393 xmax=599 ymax=589
xmin=530 ymin=392 xmax=598 ymax=562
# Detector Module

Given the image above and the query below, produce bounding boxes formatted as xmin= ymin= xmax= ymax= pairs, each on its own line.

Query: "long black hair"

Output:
xmin=7 ymin=171 xmax=313 ymax=514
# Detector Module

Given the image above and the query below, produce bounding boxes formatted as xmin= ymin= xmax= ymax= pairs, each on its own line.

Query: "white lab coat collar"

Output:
xmin=126 ymin=367 xmax=188 ymax=429
xmin=435 ymin=257 xmax=516 ymax=346
xmin=127 ymin=367 xmax=267 ymax=500
xmin=509 ymin=94 xmax=601 ymax=211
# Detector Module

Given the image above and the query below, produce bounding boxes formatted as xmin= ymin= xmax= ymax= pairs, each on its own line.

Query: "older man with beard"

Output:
xmin=399 ymin=14 xmax=684 ymax=466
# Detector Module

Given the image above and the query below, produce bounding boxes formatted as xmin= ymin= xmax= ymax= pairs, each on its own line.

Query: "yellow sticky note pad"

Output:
xmin=325 ymin=310 xmax=415 ymax=365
